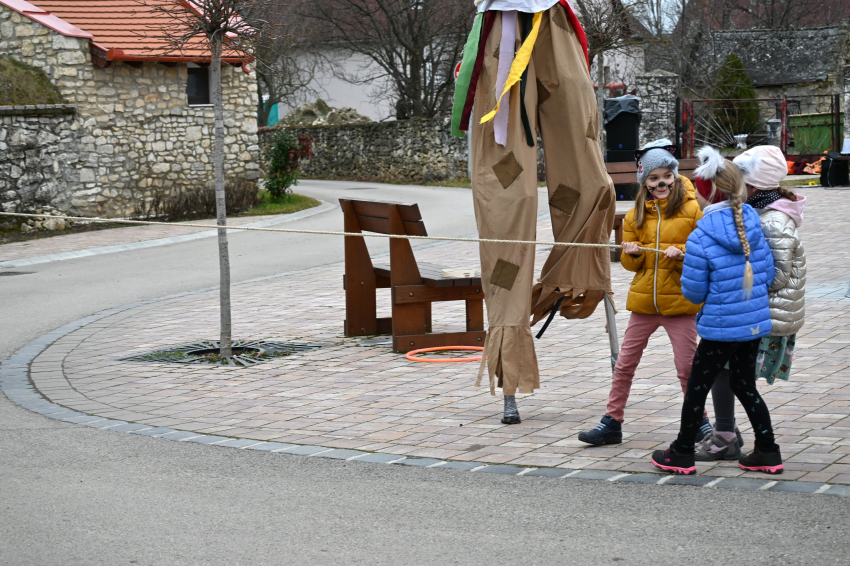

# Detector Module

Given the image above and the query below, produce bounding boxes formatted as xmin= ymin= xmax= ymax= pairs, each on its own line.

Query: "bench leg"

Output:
xmin=344 ymin=273 xmax=379 ymax=336
xmin=611 ymin=219 xmax=624 ymax=263
xmin=466 ymin=299 xmax=484 ymax=332
xmin=392 ymin=302 xmax=429 ymax=351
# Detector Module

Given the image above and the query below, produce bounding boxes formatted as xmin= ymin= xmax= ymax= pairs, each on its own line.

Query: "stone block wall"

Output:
xmin=260 ymin=117 xmax=469 ymax=183
xmin=260 ymin=118 xmax=553 ymax=184
xmin=635 ymin=69 xmax=679 ymax=147
xmin=0 ymin=4 xmax=259 ymax=217
xmin=0 ymin=105 xmax=77 ymax=214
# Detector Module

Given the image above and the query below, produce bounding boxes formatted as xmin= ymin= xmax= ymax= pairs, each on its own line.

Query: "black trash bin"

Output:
xmin=604 ymin=94 xmax=641 ymax=159
xmin=821 ymin=152 xmax=850 ymax=187
xmin=604 ymin=95 xmax=642 ymax=200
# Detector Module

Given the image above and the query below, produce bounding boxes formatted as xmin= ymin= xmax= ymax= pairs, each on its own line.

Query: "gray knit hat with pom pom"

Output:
xmin=636 ymin=138 xmax=679 ymax=187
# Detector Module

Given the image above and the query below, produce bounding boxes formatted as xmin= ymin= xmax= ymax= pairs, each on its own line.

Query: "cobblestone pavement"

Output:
xmin=16 ymin=185 xmax=850 ymax=483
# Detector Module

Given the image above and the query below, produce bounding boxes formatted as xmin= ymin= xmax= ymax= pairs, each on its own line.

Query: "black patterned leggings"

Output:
xmin=676 ymin=338 xmax=778 ymax=453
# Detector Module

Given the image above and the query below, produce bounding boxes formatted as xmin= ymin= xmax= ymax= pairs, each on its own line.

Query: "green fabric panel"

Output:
xmin=451 ymin=13 xmax=483 ymax=138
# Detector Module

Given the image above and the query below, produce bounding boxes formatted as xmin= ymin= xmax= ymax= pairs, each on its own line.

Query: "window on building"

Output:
xmin=187 ymin=65 xmax=211 ymax=106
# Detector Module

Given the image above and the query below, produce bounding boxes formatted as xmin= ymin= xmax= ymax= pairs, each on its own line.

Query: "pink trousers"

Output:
xmin=606 ymin=312 xmax=699 ymax=423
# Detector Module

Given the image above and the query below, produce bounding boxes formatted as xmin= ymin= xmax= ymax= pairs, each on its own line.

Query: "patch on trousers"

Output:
xmin=598 ymin=187 xmax=612 ymax=211
xmin=493 ymin=152 xmax=524 ymax=189
xmin=490 ymin=259 xmax=520 ymax=291
xmin=536 ymin=78 xmax=551 ymax=105
xmin=552 ymin=4 xmax=573 ymax=32
xmin=550 ymin=184 xmax=581 ymax=215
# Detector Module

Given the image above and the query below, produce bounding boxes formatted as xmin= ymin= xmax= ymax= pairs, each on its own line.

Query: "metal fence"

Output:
xmin=785 ymin=94 xmax=842 ymax=155
xmin=680 ymin=94 xmax=843 ymax=158
xmin=682 ymin=99 xmax=786 ymax=158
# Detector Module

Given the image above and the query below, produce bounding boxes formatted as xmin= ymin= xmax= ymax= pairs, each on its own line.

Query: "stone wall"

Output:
xmin=0 ymin=105 xmax=77 ymax=214
xmin=260 ymin=117 xmax=469 ymax=183
xmin=635 ymin=69 xmax=679 ymax=147
xmin=0 ymin=5 xmax=259 ymax=217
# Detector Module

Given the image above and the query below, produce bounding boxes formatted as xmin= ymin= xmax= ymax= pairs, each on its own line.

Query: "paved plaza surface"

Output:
xmin=3 ymin=180 xmax=850 ymax=564
xmin=13 ymin=183 xmax=850 ymax=484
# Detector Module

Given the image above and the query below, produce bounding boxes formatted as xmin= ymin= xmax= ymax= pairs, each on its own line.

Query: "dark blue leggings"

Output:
xmin=675 ymin=338 xmax=778 ymax=453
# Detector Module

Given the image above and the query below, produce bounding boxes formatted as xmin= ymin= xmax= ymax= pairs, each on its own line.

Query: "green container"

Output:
xmin=788 ymin=112 xmax=844 ymax=154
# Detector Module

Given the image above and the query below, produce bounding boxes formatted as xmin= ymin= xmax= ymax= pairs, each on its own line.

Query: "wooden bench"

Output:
xmin=340 ymin=198 xmax=486 ymax=353
xmin=605 ymin=158 xmax=700 ymax=185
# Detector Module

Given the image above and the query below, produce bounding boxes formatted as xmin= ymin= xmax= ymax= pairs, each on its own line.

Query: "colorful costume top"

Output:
xmin=451 ymin=0 xmax=589 ymax=141
xmin=475 ymin=0 xmax=561 ymax=12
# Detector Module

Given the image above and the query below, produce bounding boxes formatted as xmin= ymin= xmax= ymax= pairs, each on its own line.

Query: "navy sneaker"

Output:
xmin=696 ymin=417 xmax=712 ymax=443
xmin=651 ymin=443 xmax=697 ymax=475
xmin=578 ymin=415 xmax=623 ymax=446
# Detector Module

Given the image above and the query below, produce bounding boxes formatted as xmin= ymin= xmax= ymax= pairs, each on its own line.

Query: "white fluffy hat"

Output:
xmin=733 ymin=146 xmax=788 ymax=190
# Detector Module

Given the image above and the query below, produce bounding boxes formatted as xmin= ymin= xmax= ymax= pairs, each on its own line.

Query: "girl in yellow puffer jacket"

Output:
xmin=579 ymin=139 xmax=707 ymax=446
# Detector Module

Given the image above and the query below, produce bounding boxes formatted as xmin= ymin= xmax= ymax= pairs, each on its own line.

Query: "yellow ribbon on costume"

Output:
xmin=479 ymin=11 xmax=542 ymax=125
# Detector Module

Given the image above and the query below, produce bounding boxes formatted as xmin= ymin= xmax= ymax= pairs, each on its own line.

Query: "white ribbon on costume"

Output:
xmin=493 ymin=10 xmax=517 ymax=146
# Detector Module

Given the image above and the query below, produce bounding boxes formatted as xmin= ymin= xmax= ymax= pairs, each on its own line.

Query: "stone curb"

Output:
xmin=2 ymin=293 xmax=848 ymax=497
xmin=0 ymin=199 xmax=337 ymax=269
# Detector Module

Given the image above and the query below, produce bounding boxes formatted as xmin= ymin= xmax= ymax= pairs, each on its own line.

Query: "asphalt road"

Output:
xmin=1 ymin=181 xmax=848 ymax=565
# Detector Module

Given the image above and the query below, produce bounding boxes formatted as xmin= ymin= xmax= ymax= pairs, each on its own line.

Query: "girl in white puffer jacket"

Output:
xmin=696 ymin=145 xmax=807 ymax=462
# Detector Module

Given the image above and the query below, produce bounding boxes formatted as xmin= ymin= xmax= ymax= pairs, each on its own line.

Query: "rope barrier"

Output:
xmin=0 ymin=211 xmax=670 ymax=255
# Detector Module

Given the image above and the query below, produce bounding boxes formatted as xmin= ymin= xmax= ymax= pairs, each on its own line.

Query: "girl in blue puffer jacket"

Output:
xmin=651 ymin=147 xmax=783 ymax=476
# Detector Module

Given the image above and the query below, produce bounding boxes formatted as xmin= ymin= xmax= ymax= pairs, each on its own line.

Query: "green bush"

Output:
xmin=713 ymin=54 xmax=760 ymax=138
xmin=0 ymin=57 xmax=65 ymax=105
xmin=263 ymin=129 xmax=314 ymax=200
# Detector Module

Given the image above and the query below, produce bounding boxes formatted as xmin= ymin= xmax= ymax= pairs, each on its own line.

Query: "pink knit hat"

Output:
xmin=732 ymin=146 xmax=787 ymax=191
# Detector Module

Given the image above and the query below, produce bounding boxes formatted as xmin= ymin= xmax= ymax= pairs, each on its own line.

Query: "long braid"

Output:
xmin=778 ymin=187 xmax=798 ymax=201
xmin=729 ymin=189 xmax=754 ymax=298
xmin=714 ymin=164 xmax=753 ymax=298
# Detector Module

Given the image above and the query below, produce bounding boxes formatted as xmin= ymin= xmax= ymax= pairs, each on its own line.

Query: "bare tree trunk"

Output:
xmin=211 ymin=34 xmax=233 ymax=357
xmin=596 ymin=51 xmax=606 ymax=154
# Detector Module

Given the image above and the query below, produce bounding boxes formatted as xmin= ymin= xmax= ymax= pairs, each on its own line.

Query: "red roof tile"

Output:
xmin=2 ymin=0 xmax=246 ymax=62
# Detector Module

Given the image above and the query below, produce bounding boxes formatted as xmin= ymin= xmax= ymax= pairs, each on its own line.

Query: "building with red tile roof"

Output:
xmin=0 ymin=0 xmax=259 ymax=218
xmin=0 ymin=0 xmax=246 ymax=65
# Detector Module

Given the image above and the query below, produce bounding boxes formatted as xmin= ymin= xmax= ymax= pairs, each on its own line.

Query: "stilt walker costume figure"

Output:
xmin=452 ymin=0 xmax=615 ymax=423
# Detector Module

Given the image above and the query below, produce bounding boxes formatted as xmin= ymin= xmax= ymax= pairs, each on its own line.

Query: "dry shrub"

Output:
xmin=134 ymin=178 xmax=259 ymax=221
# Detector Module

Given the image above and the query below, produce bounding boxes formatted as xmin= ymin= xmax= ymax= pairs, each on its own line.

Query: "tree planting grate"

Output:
xmin=121 ymin=340 xmax=325 ymax=367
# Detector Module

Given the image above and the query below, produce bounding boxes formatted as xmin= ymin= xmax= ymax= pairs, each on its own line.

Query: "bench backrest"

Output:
xmin=339 ymin=198 xmax=428 ymax=236
xmin=606 ymin=158 xmax=700 ymax=185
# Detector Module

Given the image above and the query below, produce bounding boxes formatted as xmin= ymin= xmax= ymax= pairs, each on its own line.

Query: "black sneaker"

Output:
xmin=577 ymin=415 xmax=622 ymax=446
xmin=696 ymin=417 xmax=712 ymax=443
xmin=739 ymin=446 xmax=783 ymax=474
xmin=651 ymin=443 xmax=697 ymax=475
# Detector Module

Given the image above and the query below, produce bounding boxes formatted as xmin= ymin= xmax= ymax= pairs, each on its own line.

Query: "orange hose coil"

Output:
xmin=405 ymin=346 xmax=484 ymax=363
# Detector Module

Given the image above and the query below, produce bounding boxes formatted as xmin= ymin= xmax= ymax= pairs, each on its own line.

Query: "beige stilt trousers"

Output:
xmin=471 ymin=5 xmax=615 ymax=396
